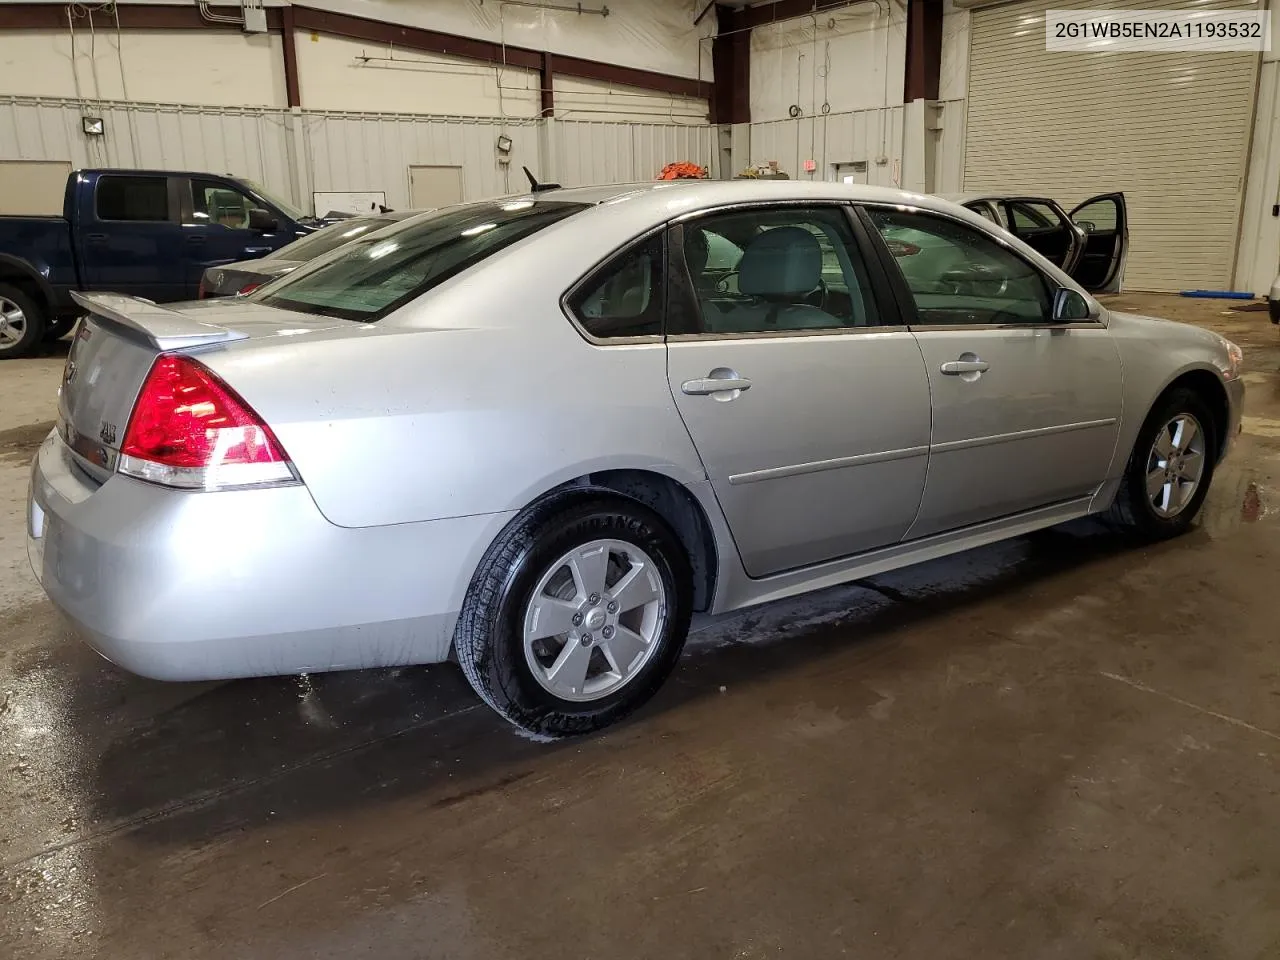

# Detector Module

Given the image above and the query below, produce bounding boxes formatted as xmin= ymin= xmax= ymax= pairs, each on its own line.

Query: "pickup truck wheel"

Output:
xmin=0 ymin=284 xmax=44 ymax=359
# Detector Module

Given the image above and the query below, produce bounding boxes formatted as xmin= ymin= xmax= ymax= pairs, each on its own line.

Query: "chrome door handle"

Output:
xmin=681 ymin=376 xmax=752 ymax=395
xmin=940 ymin=359 xmax=990 ymax=375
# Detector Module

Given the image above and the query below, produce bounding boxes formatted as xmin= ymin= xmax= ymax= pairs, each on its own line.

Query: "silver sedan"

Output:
xmin=27 ymin=181 xmax=1244 ymax=737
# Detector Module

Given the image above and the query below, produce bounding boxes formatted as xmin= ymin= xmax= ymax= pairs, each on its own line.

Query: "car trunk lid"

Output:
xmin=59 ymin=292 xmax=347 ymax=483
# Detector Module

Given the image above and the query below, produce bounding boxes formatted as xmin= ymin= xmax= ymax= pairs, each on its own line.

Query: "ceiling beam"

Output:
xmin=0 ymin=3 xmax=282 ymax=31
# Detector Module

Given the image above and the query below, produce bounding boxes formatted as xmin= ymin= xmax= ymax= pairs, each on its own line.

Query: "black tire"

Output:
xmin=0 ymin=283 xmax=45 ymax=359
xmin=455 ymin=493 xmax=694 ymax=738
xmin=43 ymin=316 xmax=76 ymax=342
xmin=1110 ymin=386 xmax=1218 ymax=539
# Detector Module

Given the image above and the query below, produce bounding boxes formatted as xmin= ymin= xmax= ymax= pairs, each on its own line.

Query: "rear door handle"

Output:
xmin=84 ymin=233 xmax=108 ymax=243
xmin=187 ymin=236 xmax=207 ymax=245
xmin=682 ymin=375 xmax=752 ymax=396
xmin=242 ymin=246 xmax=272 ymax=257
xmin=940 ymin=359 xmax=990 ymax=375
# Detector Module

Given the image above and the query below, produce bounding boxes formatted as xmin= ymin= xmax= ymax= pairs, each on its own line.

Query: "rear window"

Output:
xmin=253 ymin=200 xmax=587 ymax=321
xmin=96 ymin=175 xmax=170 ymax=222
xmin=274 ymin=216 xmax=399 ymax=262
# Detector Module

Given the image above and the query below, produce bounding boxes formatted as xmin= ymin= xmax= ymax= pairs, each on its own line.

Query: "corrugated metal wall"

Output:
xmin=932 ymin=98 xmax=966 ymax=195
xmin=745 ymin=107 xmax=905 ymax=186
xmin=0 ymin=96 xmax=719 ymax=213
xmin=964 ymin=0 xmax=1259 ymax=292
xmin=0 ymin=96 xmax=295 ymax=202
xmin=299 ymin=112 xmax=542 ymax=209
xmin=552 ymin=120 xmax=717 ymax=184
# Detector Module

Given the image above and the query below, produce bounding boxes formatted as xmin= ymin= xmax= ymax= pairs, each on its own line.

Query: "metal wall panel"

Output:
xmin=299 ymin=112 xmax=542 ymax=208
xmin=964 ymin=0 xmax=1259 ymax=292
xmin=1 ymin=97 xmax=720 ymax=213
xmin=747 ymin=107 xmax=905 ymax=186
xmin=0 ymin=96 xmax=295 ymax=201
xmin=552 ymin=120 xmax=716 ymax=185
xmin=932 ymin=98 xmax=966 ymax=195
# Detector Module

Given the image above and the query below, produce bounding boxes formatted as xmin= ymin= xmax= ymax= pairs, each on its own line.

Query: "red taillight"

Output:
xmin=237 ymin=281 xmax=262 ymax=296
xmin=197 ymin=279 xmax=208 ymax=299
xmin=119 ymin=355 xmax=295 ymax=490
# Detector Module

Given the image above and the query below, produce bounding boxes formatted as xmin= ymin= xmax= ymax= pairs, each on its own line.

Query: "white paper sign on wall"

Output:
xmin=312 ymin=191 xmax=388 ymax=218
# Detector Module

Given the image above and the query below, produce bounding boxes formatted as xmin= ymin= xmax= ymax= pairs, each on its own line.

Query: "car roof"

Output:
xmin=938 ymin=191 xmax=1054 ymax=205
xmin=505 ymin=179 xmax=965 ymax=216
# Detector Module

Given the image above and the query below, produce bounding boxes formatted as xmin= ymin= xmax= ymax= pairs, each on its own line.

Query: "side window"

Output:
xmin=95 ymin=175 xmax=170 ymax=222
xmin=1071 ymin=197 xmax=1118 ymax=234
xmin=566 ymin=233 xmax=664 ymax=339
xmin=680 ymin=206 xmax=878 ymax=335
xmin=1005 ymin=201 xmax=1064 ymax=232
xmin=192 ymin=178 xmax=256 ymax=230
xmin=966 ymin=202 xmax=1000 ymax=224
xmin=867 ymin=208 xmax=1053 ymax=326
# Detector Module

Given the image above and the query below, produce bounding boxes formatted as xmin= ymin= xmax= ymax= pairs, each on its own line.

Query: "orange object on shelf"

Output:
xmin=657 ymin=162 xmax=708 ymax=180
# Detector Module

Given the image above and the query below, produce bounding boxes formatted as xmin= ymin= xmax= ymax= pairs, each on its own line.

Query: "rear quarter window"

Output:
xmin=253 ymin=201 xmax=587 ymax=321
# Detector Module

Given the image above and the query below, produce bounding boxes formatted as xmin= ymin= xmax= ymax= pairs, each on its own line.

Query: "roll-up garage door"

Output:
xmin=963 ymin=0 xmax=1259 ymax=292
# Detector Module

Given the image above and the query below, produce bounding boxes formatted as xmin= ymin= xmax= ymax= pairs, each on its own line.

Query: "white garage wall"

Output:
xmin=0 ymin=96 xmax=295 ymax=200
xmin=551 ymin=119 xmax=716 ymax=184
xmin=0 ymin=29 xmax=287 ymax=108
xmin=292 ymin=32 xmax=541 ymax=118
xmin=749 ymin=3 xmax=907 ymax=124
xmin=300 ymin=0 xmax=714 ymax=82
xmin=0 ymin=94 xmax=717 ymax=213
xmin=932 ymin=98 xmax=966 ymax=194
xmin=553 ymin=76 xmax=708 ymax=124
xmin=745 ymin=106 xmax=906 ymax=186
xmin=0 ymin=0 xmax=710 ymax=117
xmin=939 ymin=1 xmax=969 ymax=102
xmin=300 ymin=112 xmax=541 ymax=208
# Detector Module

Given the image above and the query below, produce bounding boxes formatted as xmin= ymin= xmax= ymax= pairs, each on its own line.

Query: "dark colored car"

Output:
xmin=0 ymin=169 xmax=321 ymax=358
xmin=199 ymin=212 xmax=413 ymax=298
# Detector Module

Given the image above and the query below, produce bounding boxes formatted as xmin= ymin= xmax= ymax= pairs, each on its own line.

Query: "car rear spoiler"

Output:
xmin=71 ymin=291 xmax=249 ymax=351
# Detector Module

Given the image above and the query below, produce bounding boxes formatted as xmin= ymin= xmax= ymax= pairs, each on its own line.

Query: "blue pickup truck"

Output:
xmin=0 ymin=168 xmax=320 ymax=358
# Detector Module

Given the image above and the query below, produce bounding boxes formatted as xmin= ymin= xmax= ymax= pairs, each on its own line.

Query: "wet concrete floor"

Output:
xmin=2 ymin=294 xmax=1280 ymax=958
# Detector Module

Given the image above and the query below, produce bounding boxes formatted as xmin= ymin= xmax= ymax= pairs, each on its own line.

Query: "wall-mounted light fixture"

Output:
xmin=496 ymin=134 xmax=513 ymax=153
xmin=82 ymin=116 xmax=105 ymax=136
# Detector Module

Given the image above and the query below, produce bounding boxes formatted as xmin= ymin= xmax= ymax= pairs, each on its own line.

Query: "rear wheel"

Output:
xmin=0 ymin=283 xmax=45 ymax=359
xmin=1111 ymin=387 xmax=1217 ymax=539
xmin=455 ymin=494 xmax=693 ymax=738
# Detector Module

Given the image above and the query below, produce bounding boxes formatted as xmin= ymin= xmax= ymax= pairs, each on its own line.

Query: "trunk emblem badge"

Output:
xmin=99 ymin=422 xmax=117 ymax=445
xmin=64 ymin=361 xmax=77 ymax=385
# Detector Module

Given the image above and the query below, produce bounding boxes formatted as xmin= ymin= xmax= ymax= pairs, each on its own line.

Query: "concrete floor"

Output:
xmin=2 ymin=294 xmax=1280 ymax=959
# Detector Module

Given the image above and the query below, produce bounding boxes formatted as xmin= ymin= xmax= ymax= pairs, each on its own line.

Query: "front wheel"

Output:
xmin=455 ymin=494 xmax=693 ymax=738
xmin=0 ymin=283 xmax=45 ymax=359
xmin=1110 ymin=387 xmax=1218 ymax=539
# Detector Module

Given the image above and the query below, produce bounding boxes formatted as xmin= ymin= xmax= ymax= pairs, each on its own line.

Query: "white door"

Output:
xmin=408 ymin=165 xmax=464 ymax=210
xmin=963 ymin=0 xmax=1258 ymax=292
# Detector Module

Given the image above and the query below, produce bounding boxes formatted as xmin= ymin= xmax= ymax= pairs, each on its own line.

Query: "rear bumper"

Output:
xmin=27 ymin=431 xmax=513 ymax=681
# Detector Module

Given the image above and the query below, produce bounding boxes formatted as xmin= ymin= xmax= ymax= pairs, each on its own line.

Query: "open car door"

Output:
xmin=1068 ymin=192 xmax=1127 ymax=293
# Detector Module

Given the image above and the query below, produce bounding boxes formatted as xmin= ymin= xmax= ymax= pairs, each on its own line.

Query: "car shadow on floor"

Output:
xmin=58 ymin=518 xmax=1149 ymax=850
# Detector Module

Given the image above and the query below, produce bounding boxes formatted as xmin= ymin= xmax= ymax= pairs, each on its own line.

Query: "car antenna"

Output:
xmin=523 ymin=166 xmax=561 ymax=193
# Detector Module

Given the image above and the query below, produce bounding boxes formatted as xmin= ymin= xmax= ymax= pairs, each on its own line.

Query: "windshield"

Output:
xmin=253 ymin=200 xmax=588 ymax=322
xmin=236 ymin=178 xmax=309 ymax=222
xmin=271 ymin=216 xmax=399 ymax=262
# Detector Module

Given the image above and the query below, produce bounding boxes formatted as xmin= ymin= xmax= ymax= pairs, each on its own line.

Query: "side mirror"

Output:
xmin=248 ymin=208 xmax=279 ymax=233
xmin=1052 ymin=287 xmax=1094 ymax=322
